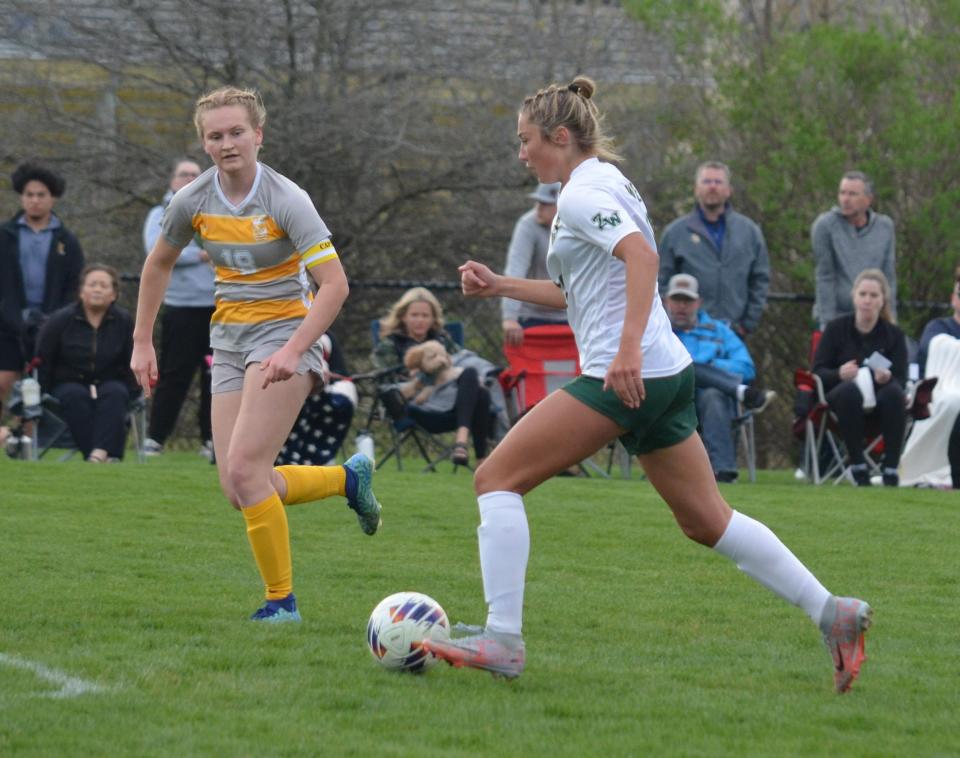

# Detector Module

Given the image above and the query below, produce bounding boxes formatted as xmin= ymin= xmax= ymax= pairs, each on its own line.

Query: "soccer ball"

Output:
xmin=366 ymin=591 xmax=450 ymax=672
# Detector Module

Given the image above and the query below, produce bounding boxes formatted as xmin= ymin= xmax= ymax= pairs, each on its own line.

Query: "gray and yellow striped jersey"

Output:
xmin=161 ymin=162 xmax=338 ymax=352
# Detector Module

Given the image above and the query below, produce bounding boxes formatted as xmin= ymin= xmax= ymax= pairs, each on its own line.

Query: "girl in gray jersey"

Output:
xmin=424 ymin=76 xmax=871 ymax=694
xmin=132 ymin=87 xmax=381 ymax=624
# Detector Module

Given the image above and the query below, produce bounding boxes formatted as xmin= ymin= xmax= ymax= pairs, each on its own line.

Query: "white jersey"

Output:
xmin=547 ymin=157 xmax=691 ymax=379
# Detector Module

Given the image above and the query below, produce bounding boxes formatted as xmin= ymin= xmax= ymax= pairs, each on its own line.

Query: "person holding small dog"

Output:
xmin=374 ymin=287 xmax=494 ymax=464
xmin=400 ymin=339 xmax=491 ymax=465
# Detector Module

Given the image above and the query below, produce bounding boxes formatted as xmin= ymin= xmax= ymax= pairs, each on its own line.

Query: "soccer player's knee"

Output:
xmin=474 ymin=458 xmax=527 ymax=496
xmin=473 ymin=459 xmax=492 ymax=495
xmin=677 ymin=516 xmax=721 ymax=546
xmin=473 ymin=458 xmax=509 ymax=496
xmin=217 ymin=471 xmax=242 ymax=509
xmin=221 ymin=456 xmax=258 ymax=504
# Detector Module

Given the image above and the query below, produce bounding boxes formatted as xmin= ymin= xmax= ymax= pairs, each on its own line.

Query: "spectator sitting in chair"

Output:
xmin=373 ymin=287 xmax=462 ymax=371
xmin=812 ymin=268 xmax=906 ymax=487
xmin=373 ymin=287 xmax=494 ymax=464
xmin=899 ymin=267 xmax=960 ymax=489
xmin=35 ymin=264 xmax=139 ymax=462
xmin=664 ymin=273 xmax=775 ymax=483
xmin=400 ymin=339 xmax=490 ymax=465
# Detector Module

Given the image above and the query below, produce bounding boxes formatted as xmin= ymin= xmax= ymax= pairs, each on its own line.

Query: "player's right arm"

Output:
xmin=131 ymin=236 xmax=182 ymax=396
xmin=460 ymin=260 xmax=566 ymax=309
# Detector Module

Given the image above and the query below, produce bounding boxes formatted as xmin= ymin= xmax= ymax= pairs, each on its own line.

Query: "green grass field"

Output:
xmin=1 ymin=453 xmax=957 ymax=756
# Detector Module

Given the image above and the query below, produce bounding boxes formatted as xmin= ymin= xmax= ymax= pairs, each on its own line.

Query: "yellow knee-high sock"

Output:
xmin=275 ymin=465 xmax=346 ymax=505
xmin=241 ymin=492 xmax=292 ymax=600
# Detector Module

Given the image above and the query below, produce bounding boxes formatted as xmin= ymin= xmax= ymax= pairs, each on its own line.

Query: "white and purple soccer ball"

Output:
xmin=366 ymin=591 xmax=450 ymax=672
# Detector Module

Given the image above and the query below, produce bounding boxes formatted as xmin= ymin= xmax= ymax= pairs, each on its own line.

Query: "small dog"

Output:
xmin=403 ymin=340 xmax=462 ymax=405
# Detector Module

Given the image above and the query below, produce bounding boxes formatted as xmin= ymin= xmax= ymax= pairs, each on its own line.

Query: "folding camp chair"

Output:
xmin=732 ymin=400 xmax=758 ymax=483
xmin=365 ymin=320 xmax=471 ymax=472
xmin=793 ymin=368 xmax=846 ymax=484
xmin=44 ymin=395 xmax=147 ymax=463
xmin=5 ymin=379 xmax=147 ymax=463
xmin=499 ymin=324 xmax=580 ymax=418
xmin=794 ymin=367 xmax=936 ymax=485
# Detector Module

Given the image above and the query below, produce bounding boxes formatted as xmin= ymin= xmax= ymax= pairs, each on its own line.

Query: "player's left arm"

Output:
xmin=561 ymin=186 xmax=655 ymax=408
xmin=259 ymin=247 xmax=349 ymax=388
xmin=606 ymin=232 xmax=659 ymax=409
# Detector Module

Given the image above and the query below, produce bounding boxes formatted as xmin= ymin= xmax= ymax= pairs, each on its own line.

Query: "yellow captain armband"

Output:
xmin=301 ymin=239 xmax=338 ymax=269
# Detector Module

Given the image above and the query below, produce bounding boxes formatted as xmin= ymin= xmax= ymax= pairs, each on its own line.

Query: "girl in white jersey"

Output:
xmin=424 ymin=76 xmax=872 ymax=694
xmin=131 ymin=87 xmax=381 ymax=624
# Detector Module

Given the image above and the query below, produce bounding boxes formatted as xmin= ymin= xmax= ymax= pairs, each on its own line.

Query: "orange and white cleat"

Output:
xmin=423 ymin=625 xmax=525 ymax=679
xmin=822 ymin=596 xmax=873 ymax=693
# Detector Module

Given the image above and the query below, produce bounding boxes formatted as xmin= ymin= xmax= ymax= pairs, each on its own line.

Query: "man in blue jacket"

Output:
xmin=665 ymin=273 xmax=775 ymax=482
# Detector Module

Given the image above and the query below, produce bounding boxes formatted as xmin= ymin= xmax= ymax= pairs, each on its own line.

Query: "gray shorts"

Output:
xmin=210 ymin=341 xmax=328 ymax=394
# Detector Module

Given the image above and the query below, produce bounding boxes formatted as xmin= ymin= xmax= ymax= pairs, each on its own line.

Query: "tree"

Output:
xmin=624 ymin=0 xmax=960 ymax=324
xmin=0 ymin=0 xmax=674 ymax=358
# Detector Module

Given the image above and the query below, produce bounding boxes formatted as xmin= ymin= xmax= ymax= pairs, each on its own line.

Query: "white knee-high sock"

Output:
xmin=713 ymin=510 xmax=832 ymax=625
xmin=477 ymin=491 xmax=529 ymax=636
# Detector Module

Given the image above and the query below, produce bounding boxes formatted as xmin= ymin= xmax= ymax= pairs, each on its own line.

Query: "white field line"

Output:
xmin=0 ymin=652 xmax=109 ymax=699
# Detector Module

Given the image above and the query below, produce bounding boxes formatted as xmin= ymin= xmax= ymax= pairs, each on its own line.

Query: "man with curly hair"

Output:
xmin=0 ymin=162 xmax=85 ymax=415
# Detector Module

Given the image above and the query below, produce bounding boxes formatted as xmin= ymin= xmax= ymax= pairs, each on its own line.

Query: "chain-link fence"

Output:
xmin=147 ymin=276 xmax=949 ymax=469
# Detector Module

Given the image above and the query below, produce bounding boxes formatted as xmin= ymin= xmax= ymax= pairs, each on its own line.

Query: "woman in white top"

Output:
xmin=424 ymin=76 xmax=871 ymax=694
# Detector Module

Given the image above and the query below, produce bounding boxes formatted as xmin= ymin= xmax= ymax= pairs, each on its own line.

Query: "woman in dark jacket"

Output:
xmin=813 ymin=268 xmax=907 ymax=486
xmin=36 ymin=264 xmax=138 ymax=462
xmin=372 ymin=286 xmax=492 ymax=465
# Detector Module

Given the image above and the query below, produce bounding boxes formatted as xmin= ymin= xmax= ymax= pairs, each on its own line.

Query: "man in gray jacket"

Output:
xmin=142 ymin=157 xmax=215 ymax=457
xmin=501 ymin=182 xmax=567 ymax=347
xmin=658 ymin=161 xmax=770 ymax=336
xmin=812 ymin=170 xmax=896 ymax=329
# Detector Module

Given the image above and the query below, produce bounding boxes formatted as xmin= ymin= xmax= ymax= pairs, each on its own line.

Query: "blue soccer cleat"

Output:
xmin=250 ymin=593 xmax=302 ymax=623
xmin=343 ymin=453 xmax=382 ymax=535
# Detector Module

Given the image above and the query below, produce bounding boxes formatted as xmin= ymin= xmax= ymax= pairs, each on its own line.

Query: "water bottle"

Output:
xmin=355 ymin=431 xmax=375 ymax=462
xmin=21 ymin=376 xmax=42 ymax=419
xmin=21 ymin=376 xmax=40 ymax=407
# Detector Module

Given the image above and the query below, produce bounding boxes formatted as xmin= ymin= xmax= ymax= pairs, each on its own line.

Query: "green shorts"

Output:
xmin=562 ymin=364 xmax=697 ymax=456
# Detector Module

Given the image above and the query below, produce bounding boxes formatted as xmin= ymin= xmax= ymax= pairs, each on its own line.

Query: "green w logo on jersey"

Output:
xmin=592 ymin=211 xmax=621 ymax=230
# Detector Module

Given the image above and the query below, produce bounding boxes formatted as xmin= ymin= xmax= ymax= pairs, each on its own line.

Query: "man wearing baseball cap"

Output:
xmin=501 ymin=182 xmax=567 ymax=347
xmin=665 ymin=273 xmax=775 ymax=482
